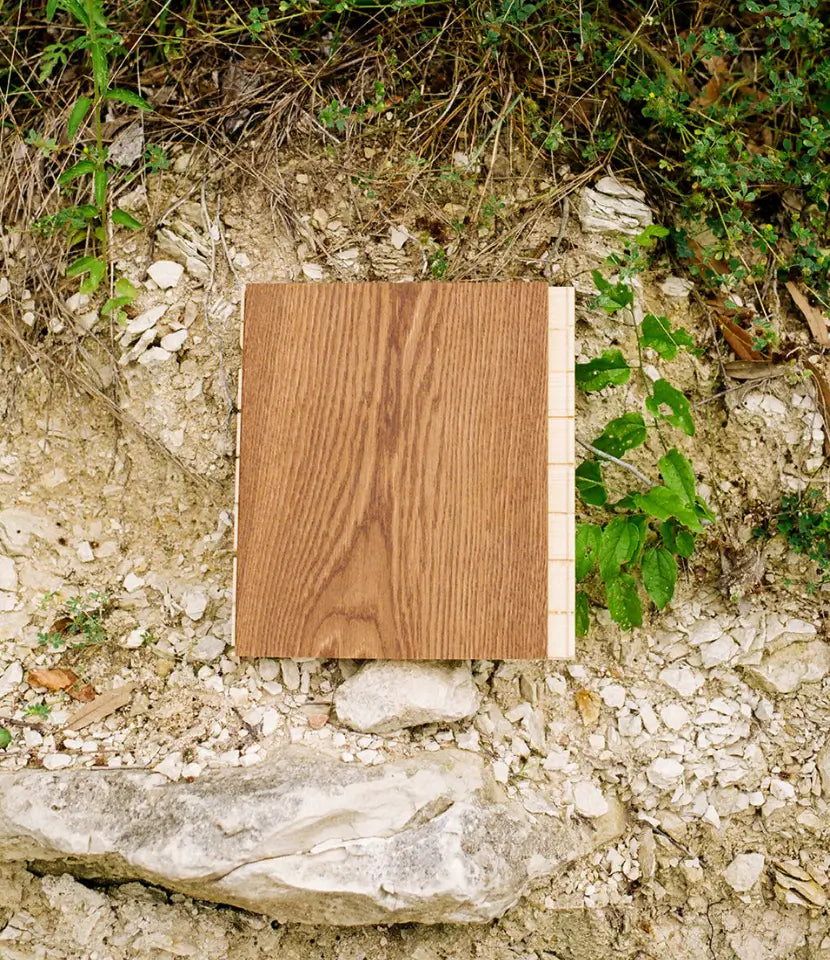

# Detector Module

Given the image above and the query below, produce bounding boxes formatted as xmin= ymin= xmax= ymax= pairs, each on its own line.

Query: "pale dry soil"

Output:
xmin=1 ymin=143 xmax=830 ymax=958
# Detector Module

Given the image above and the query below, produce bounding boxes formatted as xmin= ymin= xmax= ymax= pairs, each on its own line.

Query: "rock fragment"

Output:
xmin=148 ymin=260 xmax=184 ymax=289
xmin=334 ymin=661 xmax=480 ymax=734
xmin=724 ymin=853 xmax=765 ymax=893
xmin=743 ymin=640 xmax=830 ymax=694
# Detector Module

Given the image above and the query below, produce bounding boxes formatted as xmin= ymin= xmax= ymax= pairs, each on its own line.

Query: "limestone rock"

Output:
xmin=573 ymin=781 xmax=608 ymax=819
xmin=0 ymin=748 xmax=595 ymax=925
xmin=724 ymin=853 xmax=765 ymax=893
xmin=743 ymin=640 xmax=830 ymax=694
xmin=148 ymin=260 xmax=184 ymax=290
xmin=334 ymin=660 xmax=480 ymax=733
xmin=0 ymin=555 xmax=17 ymax=592
xmin=578 ymin=177 xmax=652 ymax=236
xmin=817 ymin=737 xmax=830 ymax=797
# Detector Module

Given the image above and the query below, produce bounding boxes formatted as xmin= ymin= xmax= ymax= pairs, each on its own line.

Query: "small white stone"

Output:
xmin=123 ymin=628 xmax=145 ymax=648
xmin=147 ymin=260 xmax=184 ymax=289
xmin=137 ymin=346 xmax=173 ymax=367
xmin=573 ymin=781 xmax=609 ymax=819
xmin=492 ymin=760 xmax=509 ymax=784
xmin=76 ymin=541 xmax=95 ymax=564
xmin=0 ymin=556 xmax=18 ymax=592
xmin=281 ymin=659 xmax=301 ymax=691
xmin=647 ymin=757 xmax=684 ymax=789
xmin=258 ymin=659 xmax=279 ymax=682
xmin=0 ymin=661 xmax=22 ymax=697
xmin=699 ymin=636 xmax=739 ymax=669
xmin=601 ymin=684 xmax=626 ymax=708
xmin=181 ymin=762 xmax=203 ymax=779
xmin=126 ymin=304 xmax=167 ymax=336
xmin=659 ymin=666 xmax=704 ymax=698
xmin=301 ymin=262 xmax=323 ymax=281
xmin=154 ymin=752 xmax=183 ymax=781
xmin=723 ymin=853 xmax=765 ymax=893
xmin=123 ymin=572 xmax=144 ymax=592
xmin=390 ymin=226 xmax=409 ymax=249
xmin=660 ymin=703 xmax=690 ymax=731
xmin=160 ymin=329 xmax=188 ymax=352
xmin=261 ymin=708 xmax=280 ymax=737
xmin=42 ymin=754 xmax=73 ymax=771
xmin=182 ymin=589 xmax=208 ymax=621
xmin=194 ymin=635 xmax=224 ymax=661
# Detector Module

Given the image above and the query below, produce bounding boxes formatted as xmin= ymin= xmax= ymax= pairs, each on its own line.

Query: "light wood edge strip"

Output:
xmin=547 ymin=287 xmax=575 ymax=660
xmin=230 ymin=286 xmax=246 ymax=654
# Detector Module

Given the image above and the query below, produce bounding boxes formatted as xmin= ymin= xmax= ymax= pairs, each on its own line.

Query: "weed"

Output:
xmin=576 ymin=227 xmax=714 ymax=635
xmin=25 ymin=703 xmax=51 ymax=719
xmin=32 ymin=0 xmax=152 ymax=323
xmin=0 ymin=727 xmax=9 ymax=749
xmin=755 ymin=490 xmax=830 ymax=581
xmin=37 ymin=591 xmax=110 ymax=651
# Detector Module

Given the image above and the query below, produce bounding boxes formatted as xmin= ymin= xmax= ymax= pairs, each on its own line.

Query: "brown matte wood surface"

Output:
xmin=235 ymin=281 xmax=566 ymax=660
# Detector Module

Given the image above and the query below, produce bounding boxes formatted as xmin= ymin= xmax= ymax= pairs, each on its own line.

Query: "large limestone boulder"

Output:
xmin=0 ymin=748 xmax=594 ymax=925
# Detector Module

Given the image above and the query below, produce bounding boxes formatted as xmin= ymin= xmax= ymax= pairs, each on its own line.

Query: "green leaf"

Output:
xmin=598 ymin=516 xmax=642 ymax=581
xmin=640 ymin=314 xmax=696 ymax=360
xmin=91 ymin=43 xmax=108 ymax=92
xmin=94 ymin=167 xmax=107 ymax=209
xmin=634 ymin=485 xmax=703 ymax=533
xmin=575 ymin=460 xmax=607 ymax=506
xmin=694 ymin=495 xmax=716 ymax=523
xmin=605 ymin=573 xmax=643 ymax=630
xmin=111 ymin=208 xmax=142 ymax=230
xmin=646 ymin=379 xmax=695 ymax=436
xmin=67 ymin=256 xmax=106 ymax=293
xmin=576 ymin=523 xmax=602 ymax=581
xmin=66 ymin=255 xmax=101 ymax=277
xmin=575 ymin=591 xmax=590 ymax=637
xmin=58 ymin=159 xmax=95 ymax=185
xmin=67 ymin=97 xmax=91 ymax=138
xmin=641 ymin=546 xmax=677 ymax=609
xmin=593 ymin=412 xmax=646 ymax=458
xmin=576 ymin=349 xmax=630 ymax=392
xmin=658 ymin=448 xmax=696 ymax=504
xmin=104 ymin=88 xmax=152 ymax=111
xmin=635 ymin=224 xmax=670 ymax=248
xmin=0 ymin=727 xmax=10 ymax=749
xmin=46 ymin=0 xmax=59 ymax=19
xmin=591 ymin=270 xmax=634 ymax=313
xmin=115 ymin=276 xmax=137 ymax=299
xmin=675 ymin=528 xmax=696 ymax=557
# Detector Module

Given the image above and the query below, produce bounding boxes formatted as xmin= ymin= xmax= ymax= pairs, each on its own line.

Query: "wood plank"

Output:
xmin=235 ymin=282 xmax=573 ymax=660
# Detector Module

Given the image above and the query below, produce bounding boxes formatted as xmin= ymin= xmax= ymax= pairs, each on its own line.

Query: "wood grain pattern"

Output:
xmin=235 ymin=282 xmax=572 ymax=660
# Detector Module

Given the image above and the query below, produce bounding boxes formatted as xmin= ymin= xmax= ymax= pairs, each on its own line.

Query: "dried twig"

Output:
xmin=576 ymin=437 xmax=654 ymax=486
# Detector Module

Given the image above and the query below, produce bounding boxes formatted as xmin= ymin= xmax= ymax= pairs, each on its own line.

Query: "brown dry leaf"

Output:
xmin=693 ymin=55 xmax=731 ymax=108
xmin=70 ymin=683 xmax=96 ymax=703
xmin=27 ymin=667 xmax=79 ymax=691
xmin=804 ymin=359 xmax=830 ymax=455
xmin=786 ymin=281 xmax=830 ymax=347
xmin=307 ymin=711 xmax=329 ymax=730
xmin=65 ymin=683 xmax=135 ymax=731
xmin=574 ymin=689 xmax=600 ymax=726
xmin=724 ymin=361 xmax=787 ymax=380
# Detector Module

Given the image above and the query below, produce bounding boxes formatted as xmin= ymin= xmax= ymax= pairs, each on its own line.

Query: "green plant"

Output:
xmin=37 ymin=591 xmax=110 ymax=651
xmin=755 ymin=490 xmax=830 ymax=580
xmin=25 ymin=703 xmax=51 ymax=719
xmin=575 ymin=228 xmax=714 ymax=635
xmin=0 ymin=727 xmax=10 ymax=749
xmin=34 ymin=0 xmax=151 ymax=318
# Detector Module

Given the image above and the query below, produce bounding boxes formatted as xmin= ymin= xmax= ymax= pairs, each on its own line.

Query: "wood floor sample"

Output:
xmin=234 ymin=282 xmax=573 ymax=660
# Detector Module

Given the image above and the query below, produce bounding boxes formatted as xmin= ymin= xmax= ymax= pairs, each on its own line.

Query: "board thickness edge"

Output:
xmin=547 ymin=286 xmax=575 ymax=660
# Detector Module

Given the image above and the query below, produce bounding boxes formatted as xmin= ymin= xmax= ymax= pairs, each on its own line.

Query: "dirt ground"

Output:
xmin=1 ymin=142 xmax=830 ymax=958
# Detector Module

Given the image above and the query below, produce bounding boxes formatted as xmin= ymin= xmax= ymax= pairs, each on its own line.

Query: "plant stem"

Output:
xmin=576 ymin=438 xmax=654 ymax=486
